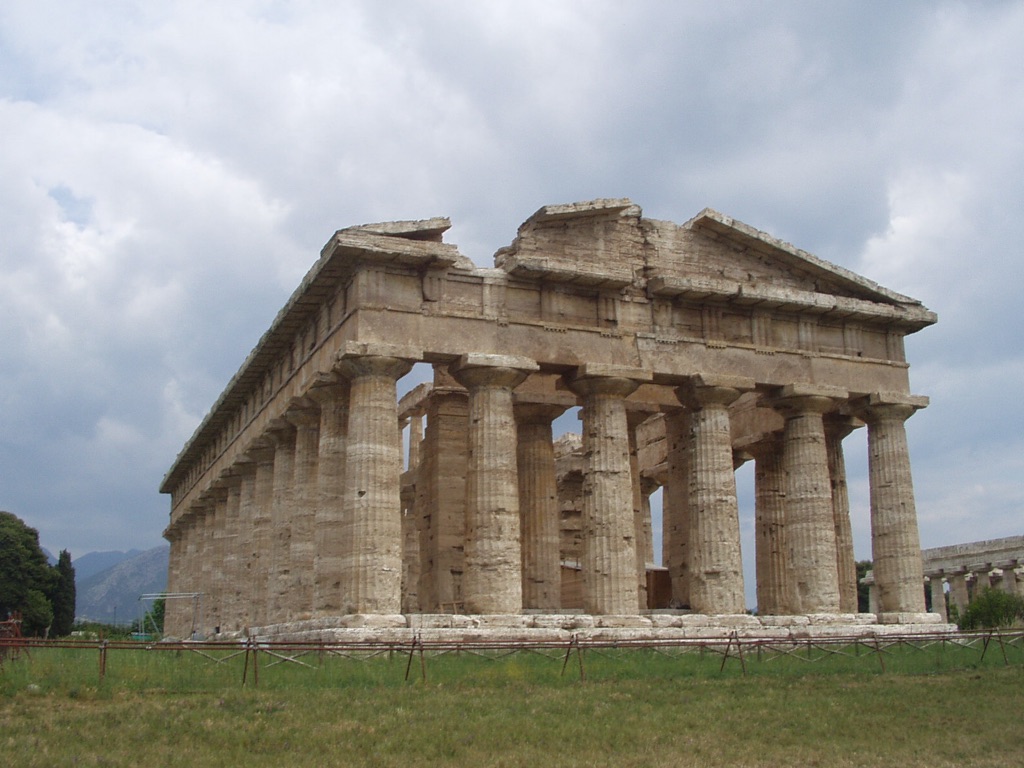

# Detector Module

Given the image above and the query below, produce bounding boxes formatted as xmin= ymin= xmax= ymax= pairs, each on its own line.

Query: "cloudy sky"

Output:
xmin=1 ymin=1 xmax=1021 ymax=594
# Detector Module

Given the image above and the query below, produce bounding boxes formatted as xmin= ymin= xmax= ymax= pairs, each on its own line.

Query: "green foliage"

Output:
xmin=856 ymin=559 xmax=872 ymax=612
xmin=50 ymin=549 xmax=76 ymax=637
xmin=0 ymin=510 xmax=58 ymax=635
xmin=957 ymin=587 xmax=1024 ymax=630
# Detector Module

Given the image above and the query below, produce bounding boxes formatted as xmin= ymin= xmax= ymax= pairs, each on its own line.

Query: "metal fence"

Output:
xmin=2 ymin=629 xmax=1022 ymax=686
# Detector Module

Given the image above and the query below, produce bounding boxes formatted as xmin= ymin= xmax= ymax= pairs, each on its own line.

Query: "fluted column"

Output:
xmin=266 ymin=419 xmax=296 ymax=624
xmin=235 ymin=458 xmax=257 ymax=628
xmin=220 ymin=473 xmax=243 ymax=631
xmin=309 ymin=381 xmax=352 ymax=615
xmin=853 ymin=393 xmax=928 ymax=614
xmin=770 ymin=385 xmax=844 ymax=613
xmin=407 ymin=412 xmax=423 ymax=470
xmin=948 ymin=570 xmax=969 ymax=616
xmin=195 ymin=500 xmax=215 ymax=635
xmin=515 ymin=402 xmax=566 ymax=611
xmin=972 ymin=567 xmax=991 ymax=598
xmin=180 ymin=514 xmax=199 ymax=637
xmin=335 ymin=345 xmax=417 ymax=614
xmin=663 ymin=408 xmax=692 ymax=608
xmin=998 ymin=562 xmax=1019 ymax=595
xmin=285 ymin=398 xmax=320 ymax=617
xmin=570 ymin=365 xmax=650 ymax=616
xmin=927 ymin=574 xmax=948 ymax=621
xmin=207 ymin=486 xmax=230 ymax=633
xmin=627 ymin=411 xmax=652 ymax=611
xmin=451 ymin=354 xmax=537 ymax=614
xmin=247 ymin=440 xmax=276 ymax=626
xmin=825 ymin=414 xmax=860 ymax=613
xmin=418 ymin=373 xmax=469 ymax=612
xmin=164 ymin=525 xmax=187 ymax=637
xmin=748 ymin=434 xmax=791 ymax=615
xmin=677 ymin=375 xmax=753 ymax=615
xmin=400 ymin=483 xmax=420 ymax=613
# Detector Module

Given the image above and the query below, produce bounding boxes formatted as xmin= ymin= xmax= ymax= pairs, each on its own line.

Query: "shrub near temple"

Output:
xmin=958 ymin=587 xmax=1024 ymax=630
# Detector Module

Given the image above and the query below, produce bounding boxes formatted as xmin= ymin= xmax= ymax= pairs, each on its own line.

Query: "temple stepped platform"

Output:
xmin=234 ymin=612 xmax=955 ymax=645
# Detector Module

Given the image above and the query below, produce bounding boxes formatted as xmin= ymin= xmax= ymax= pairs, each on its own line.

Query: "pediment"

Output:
xmin=644 ymin=209 xmax=936 ymax=330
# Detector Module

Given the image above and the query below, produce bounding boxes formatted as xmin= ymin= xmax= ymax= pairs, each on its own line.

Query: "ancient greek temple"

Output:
xmin=160 ymin=199 xmax=943 ymax=639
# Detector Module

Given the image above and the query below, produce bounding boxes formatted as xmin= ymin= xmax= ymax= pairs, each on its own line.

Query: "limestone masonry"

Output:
xmin=160 ymin=199 xmax=949 ymax=640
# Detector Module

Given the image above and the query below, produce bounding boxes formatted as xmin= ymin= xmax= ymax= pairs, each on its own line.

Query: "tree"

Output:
xmin=855 ymin=560 xmax=872 ymax=613
xmin=50 ymin=549 xmax=76 ymax=637
xmin=0 ymin=511 xmax=58 ymax=636
xmin=957 ymin=587 xmax=1024 ymax=630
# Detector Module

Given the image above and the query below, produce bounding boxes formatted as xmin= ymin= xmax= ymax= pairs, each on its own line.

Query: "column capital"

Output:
xmin=244 ymin=437 xmax=275 ymax=464
xmin=676 ymin=374 xmax=754 ymax=409
xmin=284 ymin=396 xmax=320 ymax=428
xmin=823 ymin=413 xmax=861 ymax=441
xmin=305 ymin=378 xmax=349 ymax=406
xmin=514 ymin=402 xmax=568 ymax=424
xmin=450 ymin=353 xmax=537 ymax=390
xmin=766 ymin=383 xmax=847 ymax=417
xmin=850 ymin=392 xmax=929 ymax=424
xmin=266 ymin=417 xmax=297 ymax=446
xmin=569 ymin=363 xmax=650 ymax=399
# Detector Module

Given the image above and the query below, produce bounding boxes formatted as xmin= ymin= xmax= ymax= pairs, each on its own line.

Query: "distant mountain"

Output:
xmin=74 ymin=549 xmax=146 ymax=582
xmin=75 ymin=546 xmax=169 ymax=624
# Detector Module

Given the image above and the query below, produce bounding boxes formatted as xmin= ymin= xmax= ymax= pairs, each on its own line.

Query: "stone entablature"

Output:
xmin=160 ymin=199 xmax=938 ymax=638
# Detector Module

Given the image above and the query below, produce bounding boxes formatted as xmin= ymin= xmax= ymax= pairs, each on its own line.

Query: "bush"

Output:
xmin=957 ymin=587 xmax=1024 ymax=630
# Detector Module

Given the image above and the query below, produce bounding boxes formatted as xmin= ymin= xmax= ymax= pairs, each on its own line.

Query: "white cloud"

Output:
xmin=0 ymin=1 xmax=1020 ymax=568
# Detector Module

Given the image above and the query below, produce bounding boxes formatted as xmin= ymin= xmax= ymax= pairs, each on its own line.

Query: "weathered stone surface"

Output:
xmin=161 ymin=200 xmax=939 ymax=637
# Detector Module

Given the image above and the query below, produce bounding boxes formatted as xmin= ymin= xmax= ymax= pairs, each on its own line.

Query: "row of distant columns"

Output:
xmin=924 ymin=563 xmax=1022 ymax=621
xmin=167 ymin=344 xmax=416 ymax=635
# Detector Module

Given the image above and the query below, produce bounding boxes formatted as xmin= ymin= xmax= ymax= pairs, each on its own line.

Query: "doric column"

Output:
xmin=998 ymin=562 xmax=1019 ymax=595
xmin=677 ymin=375 xmax=753 ymax=615
xmin=748 ymin=433 xmax=791 ymax=616
xmin=825 ymin=414 xmax=860 ymax=613
xmin=639 ymin=476 xmax=658 ymax=578
xmin=852 ymin=393 xmax=928 ymax=614
xmin=220 ymin=472 xmax=243 ymax=631
xmin=247 ymin=439 xmax=276 ymax=626
xmin=972 ymin=566 xmax=992 ymax=598
xmin=206 ymin=485 xmax=230 ymax=633
xmin=164 ymin=524 xmax=187 ymax=638
xmin=266 ymin=419 xmax=296 ymax=624
xmin=948 ymin=569 xmax=969 ymax=616
xmin=570 ymin=364 xmax=651 ymax=616
xmin=927 ymin=573 xmax=948 ymax=621
xmin=627 ymin=411 xmax=653 ymax=611
xmin=334 ymin=343 xmax=418 ymax=614
xmin=235 ymin=458 xmax=258 ymax=628
xmin=514 ymin=402 xmax=567 ymax=611
xmin=195 ymin=498 xmax=215 ymax=635
xmin=309 ymin=380 xmax=352 ymax=615
xmin=769 ymin=384 xmax=845 ymax=614
xmin=417 ymin=374 xmax=469 ymax=612
xmin=451 ymin=354 xmax=538 ymax=614
xmin=285 ymin=398 xmax=320 ymax=617
xmin=663 ymin=408 xmax=692 ymax=608
xmin=400 ymin=482 xmax=420 ymax=613
xmin=407 ymin=412 xmax=423 ymax=471
xmin=179 ymin=513 xmax=200 ymax=637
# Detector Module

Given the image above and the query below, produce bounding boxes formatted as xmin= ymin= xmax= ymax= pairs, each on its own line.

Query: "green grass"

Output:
xmin=2 ymin=642 xmax=1022 ymax=767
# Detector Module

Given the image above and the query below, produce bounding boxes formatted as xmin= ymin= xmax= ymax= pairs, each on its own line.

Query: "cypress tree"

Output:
xmin=51 ymin=549 xmax=76 ymax=637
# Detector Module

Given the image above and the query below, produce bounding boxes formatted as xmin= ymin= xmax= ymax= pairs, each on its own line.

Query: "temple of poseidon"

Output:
xmin=160 ymin=198 xmax=956 ymax=641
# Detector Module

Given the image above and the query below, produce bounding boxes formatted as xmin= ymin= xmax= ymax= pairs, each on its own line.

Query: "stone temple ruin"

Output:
xmin=160 ymin=198 xmax=951 ymax=640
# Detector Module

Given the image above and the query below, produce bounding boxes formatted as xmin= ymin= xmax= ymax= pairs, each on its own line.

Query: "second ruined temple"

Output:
xmin=160 ymin=199 xmax=943 ymax=638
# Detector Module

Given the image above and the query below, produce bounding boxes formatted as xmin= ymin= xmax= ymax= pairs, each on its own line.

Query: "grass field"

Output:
xmin=2 ymin=639 xmax=1022 ymax=767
